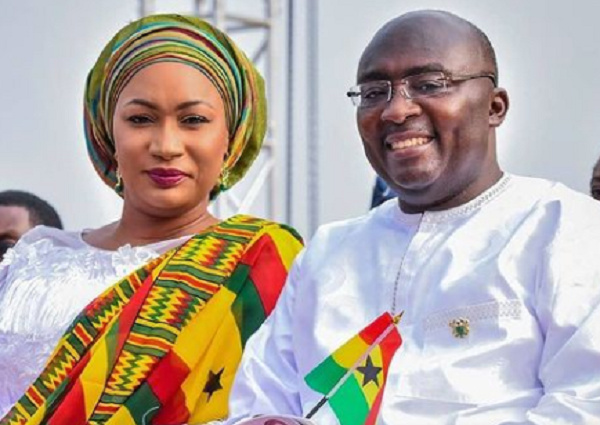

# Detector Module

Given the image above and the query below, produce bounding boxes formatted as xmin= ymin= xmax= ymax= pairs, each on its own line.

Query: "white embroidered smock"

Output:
xmin=0 ymin=226 xmax=191 ymax=417
xmin=228 ymin=175 xmax=600 ymax=425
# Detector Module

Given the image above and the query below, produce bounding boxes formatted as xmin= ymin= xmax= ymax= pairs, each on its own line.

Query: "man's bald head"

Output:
xmin=359 ymin=10 xmax=498 ymax=83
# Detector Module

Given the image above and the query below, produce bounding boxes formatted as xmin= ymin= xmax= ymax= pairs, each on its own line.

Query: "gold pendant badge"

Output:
xmin=449 ymin=317 xmax=470 ymax=338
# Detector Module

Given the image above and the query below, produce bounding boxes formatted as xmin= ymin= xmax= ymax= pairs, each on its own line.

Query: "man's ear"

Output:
xmin=489 ymin=87 xmax=509 ymax=127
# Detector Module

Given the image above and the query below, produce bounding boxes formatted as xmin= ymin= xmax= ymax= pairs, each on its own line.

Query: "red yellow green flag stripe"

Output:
xmin=304 ymin=312 xmax=402 ymax=425
xmin=0 ymin=215 xmax=303 ymax=425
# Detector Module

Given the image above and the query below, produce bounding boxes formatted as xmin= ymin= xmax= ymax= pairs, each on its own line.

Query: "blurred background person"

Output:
xmin=0 ymin=190 xmax=63 ymax=262
xmin=591 ymin=156 xmax=600 ymax=200
xmin=370 ymin=175 xmax=397 ymax=208
xmin=0 ymin=14 xmax=302 ymax=425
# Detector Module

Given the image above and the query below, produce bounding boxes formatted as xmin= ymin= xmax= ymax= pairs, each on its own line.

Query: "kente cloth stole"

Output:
xmin=1 ymin=214 xmax=285 ymax=425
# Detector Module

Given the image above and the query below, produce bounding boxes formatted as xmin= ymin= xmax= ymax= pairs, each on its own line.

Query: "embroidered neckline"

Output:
xmin=388 ymin=174 xmax=513 ymax=315
xmin=392 ymin=173 xmax=513 ymax=225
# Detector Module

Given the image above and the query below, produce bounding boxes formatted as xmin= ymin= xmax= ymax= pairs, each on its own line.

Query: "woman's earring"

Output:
xmin=219 ymin=167 xmax=230 ymax=189
xmin=115 ymin=169 xmax=124 ymax=195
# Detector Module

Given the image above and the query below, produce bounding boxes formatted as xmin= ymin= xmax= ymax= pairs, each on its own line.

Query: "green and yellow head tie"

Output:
xmin=84 ymin=14 xmax=266 ymax=198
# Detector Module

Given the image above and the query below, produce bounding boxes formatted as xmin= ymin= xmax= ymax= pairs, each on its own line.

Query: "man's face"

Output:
xmin=0 ymin=205 xmax=32 ymax=261
xmin=356 ymin=16 xmax=507 ymax=213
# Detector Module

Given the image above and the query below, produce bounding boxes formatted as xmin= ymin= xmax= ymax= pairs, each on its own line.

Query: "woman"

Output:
xmin=0 ymin=14 xmax=303 ymax=425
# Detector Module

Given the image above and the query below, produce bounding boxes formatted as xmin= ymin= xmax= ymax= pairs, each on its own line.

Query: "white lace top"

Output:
xmin=0 ymin=226 xmax=192 ymax=417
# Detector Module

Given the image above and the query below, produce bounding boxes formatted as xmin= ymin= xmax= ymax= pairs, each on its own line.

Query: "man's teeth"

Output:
xmin=389 ymin=137 xmax=429 ymax=150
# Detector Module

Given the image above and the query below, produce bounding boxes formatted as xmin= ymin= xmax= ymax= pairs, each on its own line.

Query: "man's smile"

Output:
xmin=385 ymin=136 xmax=432 ymax=151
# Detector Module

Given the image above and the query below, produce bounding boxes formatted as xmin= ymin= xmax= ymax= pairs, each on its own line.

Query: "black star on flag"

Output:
xmin=356 ymin=355 xmax=382 ymax=387
xmin=203 ymin=367 xmax=224 ymax=401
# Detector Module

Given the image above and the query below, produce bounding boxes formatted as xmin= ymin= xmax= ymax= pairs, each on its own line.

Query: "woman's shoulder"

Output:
xmin=215 ymin=215 xmax=304 ymax=269
xmin=220 ymin=214 xmax=303 ymax=244
xmin=5 ymin=225 xmax=85 ymax=260
xmin=2 ymin=225 xmax=84 ymax=265
xmin=0 ymin=226 xmax=86 ymax=288
xmin=0 ymin=224 xmax=161 ymax=287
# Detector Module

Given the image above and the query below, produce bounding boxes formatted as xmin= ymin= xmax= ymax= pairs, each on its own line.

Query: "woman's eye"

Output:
xmin=181 ymin=115 xmax=209 ymax=125
xmin=127 ymin=115 xmax=153 ymax=125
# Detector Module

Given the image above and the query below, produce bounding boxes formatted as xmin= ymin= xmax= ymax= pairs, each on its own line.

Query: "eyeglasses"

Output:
xmin=347 ymin=71 xmax=497 ymax=108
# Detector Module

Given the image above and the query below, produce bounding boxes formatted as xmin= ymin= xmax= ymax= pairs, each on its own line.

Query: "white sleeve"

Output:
xmin=502 ymin=225 xmax=600 ymax=424
xmin=499 ymin=305 xmax=600 ymax=424
xmin=226 ymin=251 xmax=305 ymax=423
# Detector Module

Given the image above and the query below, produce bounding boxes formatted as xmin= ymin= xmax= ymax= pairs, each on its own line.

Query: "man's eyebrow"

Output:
xmin=357 ymin=70 xmax=390 ymax=83
xmin=357 ymin=63 xmax=448 ymax=83
xmin=402 ymin=63 xmax=447 ymax=76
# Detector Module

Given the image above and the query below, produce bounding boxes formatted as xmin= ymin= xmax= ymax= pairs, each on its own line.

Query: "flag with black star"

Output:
xmin=305 ymin=312 xmax=402 ymax=425
xmin=204 ymin=368 xmax=225 ymax=401
xmin=357 ymin=356 xmax=382 ymax=388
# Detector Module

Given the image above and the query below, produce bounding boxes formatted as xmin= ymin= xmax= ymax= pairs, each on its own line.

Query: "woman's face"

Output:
xmin=112 ymin=61 xmax=229 ymax=218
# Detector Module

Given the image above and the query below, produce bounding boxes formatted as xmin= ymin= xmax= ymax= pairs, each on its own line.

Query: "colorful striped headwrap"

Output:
xmin=84 ymin=14 xmax=266 ymax=198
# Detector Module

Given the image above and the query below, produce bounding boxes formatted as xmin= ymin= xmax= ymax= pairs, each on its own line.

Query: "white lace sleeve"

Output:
xmin=0 ymin=226 xmax=163 ymax=416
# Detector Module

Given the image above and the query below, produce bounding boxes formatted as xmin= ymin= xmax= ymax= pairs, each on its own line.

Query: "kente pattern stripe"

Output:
xmin=1 ymin=215 xmax=271 ymax=425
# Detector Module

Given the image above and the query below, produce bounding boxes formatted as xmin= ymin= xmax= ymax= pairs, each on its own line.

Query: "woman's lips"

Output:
xmin=147 ymin=168 xmax=188 ymax=187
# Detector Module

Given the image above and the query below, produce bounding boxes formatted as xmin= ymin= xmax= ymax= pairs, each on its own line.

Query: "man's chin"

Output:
xmin=392 ymin=180 xmax=453 ymax=213
xmin=388 ymin=174 xmax=438 ymax=194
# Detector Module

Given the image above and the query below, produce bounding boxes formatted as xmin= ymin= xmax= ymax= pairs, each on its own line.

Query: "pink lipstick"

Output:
xmin=147 ymin=168 xmax=188 ymax=188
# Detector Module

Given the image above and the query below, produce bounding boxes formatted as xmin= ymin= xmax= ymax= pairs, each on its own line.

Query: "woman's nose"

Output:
xmin=149 ymin=122 xmax=185 ymax=159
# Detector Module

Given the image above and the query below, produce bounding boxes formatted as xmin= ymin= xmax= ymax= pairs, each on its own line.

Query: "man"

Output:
xmin=0 ymin=190 xmax=63 ymax=261
xmin=228 ymin=10 xmax=600 ymax=424
xmin=591 ymin=156 xmax=600 ymax=200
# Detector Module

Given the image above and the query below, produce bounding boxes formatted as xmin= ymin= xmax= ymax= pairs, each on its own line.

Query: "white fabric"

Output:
xmin=228 ymin=174 xmax=600 ymax=425
xmin=0 ymin=226 xmax=191 ymax=417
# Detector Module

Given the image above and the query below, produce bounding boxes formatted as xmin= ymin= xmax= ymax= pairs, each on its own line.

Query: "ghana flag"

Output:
xmin=304 ymin=312 xmax=402 ymax=425
xmin=0 ymin=216 xmax=303 ymax=425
